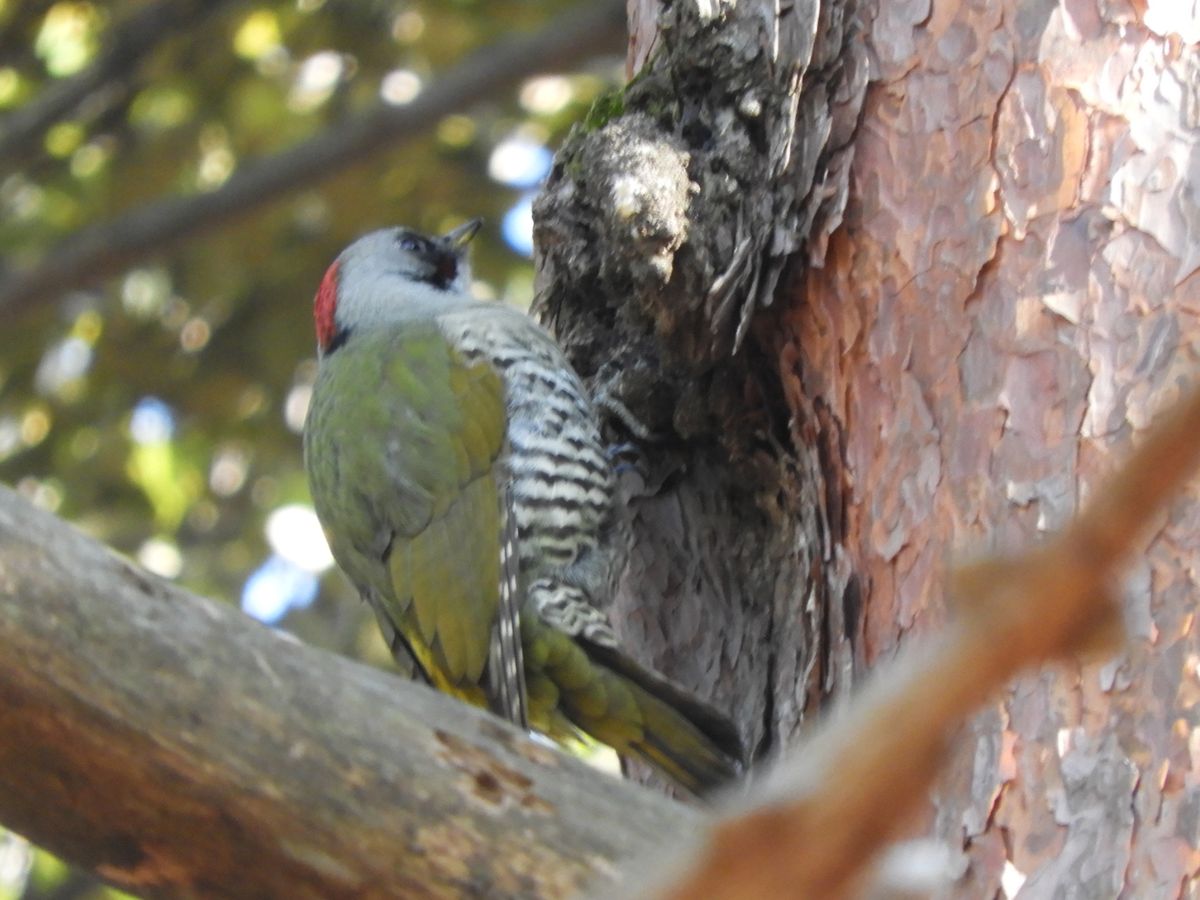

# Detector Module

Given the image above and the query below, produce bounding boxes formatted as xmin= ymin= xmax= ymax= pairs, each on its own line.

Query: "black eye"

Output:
xmin=398 ymin=236 xmax=422 ymax=252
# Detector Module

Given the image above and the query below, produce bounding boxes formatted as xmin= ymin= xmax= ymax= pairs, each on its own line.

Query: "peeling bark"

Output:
xmin=543 ymin=0 xmax=1200 ymax=894
xmin=790 ymin=1 xmax=1200 ymax=895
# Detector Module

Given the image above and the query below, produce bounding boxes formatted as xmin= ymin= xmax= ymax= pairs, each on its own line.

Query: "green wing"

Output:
xmin=304 ymin=324 xmax=508 ymax=702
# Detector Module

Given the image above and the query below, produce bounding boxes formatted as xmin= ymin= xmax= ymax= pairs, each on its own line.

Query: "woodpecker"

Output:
xmin=302 ymin=221 xmax=743 ymax=793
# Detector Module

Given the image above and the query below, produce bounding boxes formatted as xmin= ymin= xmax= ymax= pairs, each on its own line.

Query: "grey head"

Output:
xmin=313 ymin=219 xmax=482 ymax=356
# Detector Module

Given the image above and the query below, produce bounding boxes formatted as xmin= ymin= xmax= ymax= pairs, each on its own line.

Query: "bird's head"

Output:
xmin=312 ymin=219 xmax=481 ymax=355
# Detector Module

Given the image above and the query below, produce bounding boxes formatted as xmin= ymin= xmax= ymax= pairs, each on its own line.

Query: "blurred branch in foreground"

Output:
xmin=631 ymin=384 xmax=1200 ymax=899
xmin=0 ymin=0 xmax=626 ymax=319
xmin=0 ymin=482 xmax=696 ymax=898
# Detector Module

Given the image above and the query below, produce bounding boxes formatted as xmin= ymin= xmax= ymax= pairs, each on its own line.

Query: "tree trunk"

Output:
xmin=534 ymin=0 xmax=868 ymax=771
xmin=804 ymin=2 xmax=1200 ymax=894
xmin=542 ymin=0 xmax=1200 ymax=894
xmin=811 ymin=5 xmax=1200 ymax=897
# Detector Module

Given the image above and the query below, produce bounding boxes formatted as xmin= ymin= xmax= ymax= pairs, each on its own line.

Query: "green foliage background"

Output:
xmin=0 ymin=1 xmax=617 ymax=895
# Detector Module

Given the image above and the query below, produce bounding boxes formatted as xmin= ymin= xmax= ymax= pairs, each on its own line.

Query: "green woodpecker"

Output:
xmin=303 ymin=221 xmax=743 ymax=793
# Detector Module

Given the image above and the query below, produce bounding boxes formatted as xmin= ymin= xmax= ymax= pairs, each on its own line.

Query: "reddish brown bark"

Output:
xmin=787 ymin=1 xmax=1200 ymax=894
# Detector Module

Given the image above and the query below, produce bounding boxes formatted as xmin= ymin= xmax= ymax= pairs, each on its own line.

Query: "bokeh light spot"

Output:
xmin=242 ymin=555 xmax=319 ymax=624
xmin=519 ymin=75 xmax=574 ymax=115
xmin=502 ymin=194 xmax=535 ymax=257
xmin=180 ymin=317 xmax=212 ymax=352
xmin=437 ymin=115 xmax=476 ymax=148
xmin=17 ymin=476 xmax=62 ymax=512
xmin=233 ymin=10 xmax=282 ymax=60
xmin=34 ymin=337 xmax=92 ymax=398
xmin=138 ymin=538 xmax=183 ymax=579
xmin=35 ymin=3 xmax=101 ymax=77
xmin=121 ymin=268 xmax=172 ymax=319
xmin=391 ymin=9 xmax=426 ymax=43
xmin=129 ymin=397 xmax=175 ymax=445
xmin=266 ymin=503 xmax=334 ymax=573
xmin=0 ymin=68 xmax=21 ymax=107
xmin=284 ymin=383 xmax=312 ymax=433
xmin=209 ymin=445 xmax=249 ymax=496
xmin=488 ymin=136 xmax=552 ymax=188
xmin=20 ymin=407 xmax=51 ymax=447
xmin=44 ymin=121 xmax=83 ymax=157
xmin=290 ymin=51 xmax=344 ymax=112
xmin=380 ymin=69 xmax=422 ymax=105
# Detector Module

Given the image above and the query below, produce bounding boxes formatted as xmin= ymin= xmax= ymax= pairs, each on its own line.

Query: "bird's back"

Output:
xmin=436 ymin=302 xmax=624 ymax=606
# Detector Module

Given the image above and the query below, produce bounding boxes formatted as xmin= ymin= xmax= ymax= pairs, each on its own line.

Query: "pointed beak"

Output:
xmin=442 ymin=218 xmax=483 ymax=249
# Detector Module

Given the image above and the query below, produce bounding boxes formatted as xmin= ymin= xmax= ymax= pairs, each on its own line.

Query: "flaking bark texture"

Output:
xmin=542 ymin=0 xmax=1200 ymax=893
xmin=533 ymin=0 xmax=867 ymax=763
xmin=787 ymin=1 xmax=1200 ymax=895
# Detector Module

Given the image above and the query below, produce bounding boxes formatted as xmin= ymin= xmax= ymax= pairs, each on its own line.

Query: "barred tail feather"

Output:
xmin=584 ymin=645 xmax=745 ymax=795
xmin=624 ymin=684 xmax=743 ymax=795
xmin=527 ymin=580 xmax=744 ymax=794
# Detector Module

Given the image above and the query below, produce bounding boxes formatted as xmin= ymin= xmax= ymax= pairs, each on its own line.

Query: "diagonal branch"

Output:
xmin=0 ymin=482 xmax=697 ymax=897
xmin=0 ymin=0 xmax=239 ymax=168
xmin=0 ymin=0 xmax=627 ymax=318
